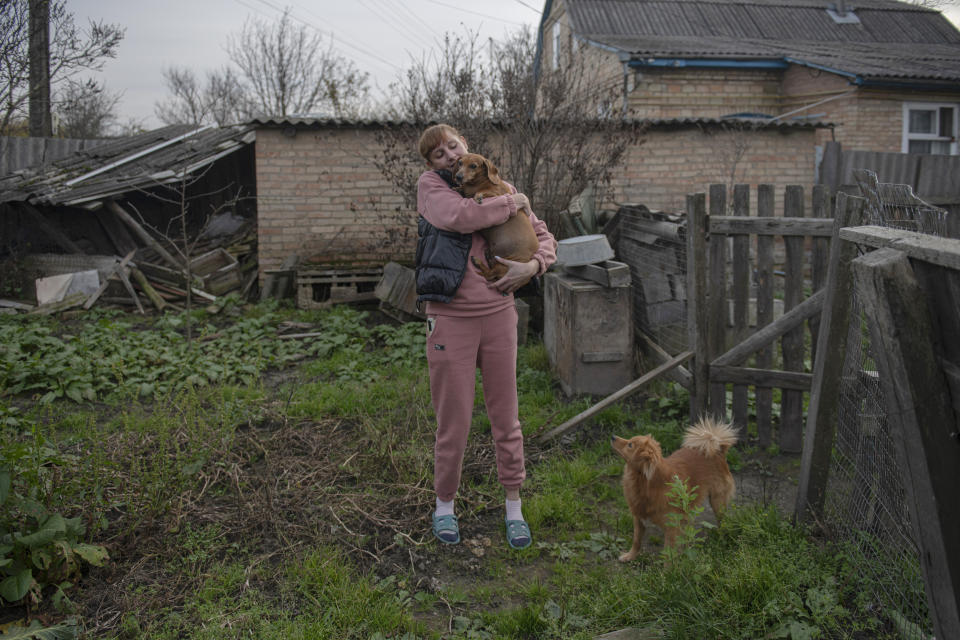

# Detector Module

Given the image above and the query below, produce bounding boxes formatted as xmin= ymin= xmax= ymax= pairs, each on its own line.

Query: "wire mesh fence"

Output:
xmin=824 ymin=289 xmax=932 ymax=638
xmin=615 ymin=205 xmax=689 ymax=355
xmin=820 ymin=171 xmax=948 ymax=639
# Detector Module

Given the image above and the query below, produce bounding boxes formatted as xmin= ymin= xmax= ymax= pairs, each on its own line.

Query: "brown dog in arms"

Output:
xmin=454 ymin=153 xmax=539 ymax=284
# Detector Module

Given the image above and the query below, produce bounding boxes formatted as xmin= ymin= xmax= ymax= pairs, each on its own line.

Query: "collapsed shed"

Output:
xmin=0 ymin=124 xmax=257 ymax=311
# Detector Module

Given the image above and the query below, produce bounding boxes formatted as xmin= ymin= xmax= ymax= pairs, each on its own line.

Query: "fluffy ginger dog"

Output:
xmin=611 ymin=417 xmax=737 ymax=562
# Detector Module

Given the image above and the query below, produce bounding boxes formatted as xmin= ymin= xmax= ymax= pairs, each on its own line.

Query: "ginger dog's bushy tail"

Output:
xmin=682 ymin=417 xmax=738 ymax=456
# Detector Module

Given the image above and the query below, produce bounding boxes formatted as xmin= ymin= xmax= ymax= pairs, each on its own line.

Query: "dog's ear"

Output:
xmin=484 ymin=158 xmax=502 ymax=185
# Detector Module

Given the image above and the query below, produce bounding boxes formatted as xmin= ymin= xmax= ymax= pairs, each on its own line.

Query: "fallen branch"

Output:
xmin=538 ymin=350 xmax=694 ymax=443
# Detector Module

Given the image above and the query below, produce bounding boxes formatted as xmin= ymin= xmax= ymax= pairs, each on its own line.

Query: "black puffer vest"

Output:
xmin=415 ymin=170 xmax=472 ymax=307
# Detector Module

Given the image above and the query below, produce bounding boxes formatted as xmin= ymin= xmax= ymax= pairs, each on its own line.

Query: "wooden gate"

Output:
xmin=686 ymin=183 xmax=842 ymax=451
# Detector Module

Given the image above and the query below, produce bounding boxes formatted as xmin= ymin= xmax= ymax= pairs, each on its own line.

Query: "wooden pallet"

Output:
xmin=296 ymin=267 xmax=383 ymax=309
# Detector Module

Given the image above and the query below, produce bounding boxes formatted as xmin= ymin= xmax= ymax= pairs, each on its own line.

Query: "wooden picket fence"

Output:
xmin=685 ymin=183 xmax=837 ymax=451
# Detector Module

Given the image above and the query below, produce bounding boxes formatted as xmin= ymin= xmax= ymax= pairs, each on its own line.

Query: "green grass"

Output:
xmin=0 ymin=302 xmax=915 ymax=639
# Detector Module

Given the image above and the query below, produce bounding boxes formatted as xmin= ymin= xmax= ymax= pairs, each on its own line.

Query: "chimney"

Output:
xmin=827 ymin=1 xmax=859 ymax=24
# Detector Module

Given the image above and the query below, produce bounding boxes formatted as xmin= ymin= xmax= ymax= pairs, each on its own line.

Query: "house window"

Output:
xmin=552 ymin=21 xmax=561 ymax=70
xmin=902 ymin=102 xmax=958 ymax=155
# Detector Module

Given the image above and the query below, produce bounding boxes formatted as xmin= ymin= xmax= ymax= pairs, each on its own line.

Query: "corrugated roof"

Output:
xmin=251 ymin=116 xmax=415 ymax=128
xmin=566 ymin=0 xmax=960 ymax=82
xmin=0 ymin=137 xmax=105 ymax=175
xmin=0 ymin=124 xmax=255 ymax=207
xmin=251 ymin=114 xmax=829 ymax=129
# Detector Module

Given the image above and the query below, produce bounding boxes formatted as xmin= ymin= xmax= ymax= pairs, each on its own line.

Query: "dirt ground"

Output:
xmin=65 ymin=407 xmax=803 ymax=637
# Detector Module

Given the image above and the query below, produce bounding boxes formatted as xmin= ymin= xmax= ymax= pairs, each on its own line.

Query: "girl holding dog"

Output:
xmin=415 ymin=123 xmax=557 ymax=549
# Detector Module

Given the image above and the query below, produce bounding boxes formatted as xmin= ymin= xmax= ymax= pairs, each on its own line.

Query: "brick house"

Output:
xmin=253 ymin=1 xmax=960 ymax=279
xmin=538 ymin=0 xmax=960 ymax=196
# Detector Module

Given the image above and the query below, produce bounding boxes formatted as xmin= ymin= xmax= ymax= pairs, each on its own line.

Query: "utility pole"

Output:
xmin=29 ymin=0 xmax=52 ymax=137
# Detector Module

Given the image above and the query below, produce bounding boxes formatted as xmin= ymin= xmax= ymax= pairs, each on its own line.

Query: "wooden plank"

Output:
xmin=911 ymin=263 xmax=960 ymax=364
xmin=105 ymin=200 xmax=184 ymax=271
xmin=840 ymin=225 xmax=960 ymax=271
xmin=637 ymin=330 xmax=692 ymax=389
xmin=562 ymin=260 xmax=631 ymax=288
xmin=755 ymin=184 xmax=775 ymax=447
xmin=130 ymin=267 xmax=167 ymax=311
xmin=620 ymin=217 xmax=682 ymax=243
xmin=708 ymin=184 xmax=728 ymax=421
xmin=851 ymin=247 xmax=960 ymax=640
xmin=0 ymin=299 xmax=34 ymax=311
xmin=114 ymin=263 xmax=144 ymax=314
xmin=150 ymin=281 xmax=217 ymax=302
xmin=262 ymin=254 xmax=299 ymax=300
xmin=780 ymin=185 xmax=806 ymax=453
xmin=819 ymin=140 xmax=842 ymax=189
xmin=796 ymin=192 xmax=866 ymax=525
xmin=83 ymin=250 xmax=137 ymax=310
xmin=809 ymin=185 xmax=831 ymax=367
xmin=712 ymin=288 xmax=824 ymax=366
xmin=538 ymin=351 xmax=694 ymax=443
xmin=709 ymin=365 xmax=812 ymax=391
xmin=28 ymin=292 xmax=87 ymax=315
xmin=687 ymin=193 xmax=709 ymax=420
xmin=710 ymin=216 xmax=834 ymax=236
xmin=943 ymin=361 xmax=960 ymax=416
xmin=731 ymin=184 xmax=750 ymax=431
xmin=94 ymin=207 xmax=138 ymax=255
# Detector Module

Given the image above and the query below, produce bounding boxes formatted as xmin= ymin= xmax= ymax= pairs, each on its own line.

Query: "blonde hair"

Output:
xmin=418 ymin=124 xmax=462 ymax=161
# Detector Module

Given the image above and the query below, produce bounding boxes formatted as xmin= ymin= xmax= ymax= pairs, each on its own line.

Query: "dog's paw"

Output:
xmin=618 ymin=551 xmax=637 ymax=563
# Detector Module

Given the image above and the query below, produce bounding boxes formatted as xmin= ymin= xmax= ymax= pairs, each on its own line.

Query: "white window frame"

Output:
xmin=901 ymin=101 xmax=959 ymax=155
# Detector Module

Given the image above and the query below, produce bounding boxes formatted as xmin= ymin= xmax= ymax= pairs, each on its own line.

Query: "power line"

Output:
xmin=374 ymin=0 xmax=443 ymax=42
xmin=239 ymin=0 xmax=404 ymax=73
xmin=422 ymin=0 xmax=530 ymax=26
xmin=357 ymin=0 xmax=430 ymax=52
xmin=512 ymin=0 xmax=543 ymax=13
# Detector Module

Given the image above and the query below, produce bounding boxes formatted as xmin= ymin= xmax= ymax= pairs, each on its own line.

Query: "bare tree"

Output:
xmin=226 ymin=7 xmax=369 ymax=118
xmin=54 ymin=78 xmax=119 ymax=138
xmin=377 ymin=27 xmax=643 ymax=236
xmin=155 ymin=66 xmax=245 ymax=126
xmin=0 ymin=0 xmax=123 ymax=135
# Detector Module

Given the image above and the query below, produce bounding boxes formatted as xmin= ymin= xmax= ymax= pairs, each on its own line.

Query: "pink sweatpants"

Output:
xmin=426 ymin=305 xmax=525 ymax=501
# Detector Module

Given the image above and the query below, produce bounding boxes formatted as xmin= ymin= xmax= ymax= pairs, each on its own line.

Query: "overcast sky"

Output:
xmin=67 ymin=0 xmax=542 ymax=129
xmin=68 ymin=0 xmax=960 ymax=131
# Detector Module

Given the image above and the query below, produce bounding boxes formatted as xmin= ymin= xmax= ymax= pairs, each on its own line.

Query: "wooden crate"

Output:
xmin=296 ymin=267 xmax=383 ymax=309
xmin=374 ymin=262 xmax=425 ymax=320
xmin=190 ymin=248 xmax=241 ymax=295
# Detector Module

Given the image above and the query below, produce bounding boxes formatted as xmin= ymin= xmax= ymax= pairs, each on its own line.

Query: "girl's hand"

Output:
xmin=492 ymin=257 xmax=539 ymax=293
xmin=511 ymin=193 xmax=531 ymax=215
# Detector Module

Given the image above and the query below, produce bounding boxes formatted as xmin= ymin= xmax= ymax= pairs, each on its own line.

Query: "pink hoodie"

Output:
xmin=416 ymin=170 xmax=557 ymax=317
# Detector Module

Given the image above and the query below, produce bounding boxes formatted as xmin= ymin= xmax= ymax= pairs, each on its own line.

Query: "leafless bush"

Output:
xmin=376 ymin=27 xmax=644 ymax=236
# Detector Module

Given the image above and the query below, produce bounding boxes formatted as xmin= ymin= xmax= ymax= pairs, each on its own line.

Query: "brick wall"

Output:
xmin=256 ymin=121 xmax=818 ymax=278
xmin=606 ymin=124 xmax=817 ymax=213
xmin=256 ymin=127 xmax=414 ymax=280
xmin=781 ymin=67 xmax=899 ymax=150
xmin=628 ymin=68 xmax=783 ymax=119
